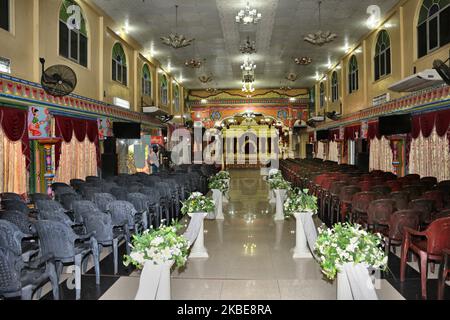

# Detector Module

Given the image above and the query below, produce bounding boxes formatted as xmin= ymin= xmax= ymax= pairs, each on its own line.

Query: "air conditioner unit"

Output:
xmin=311 ymin=115 xmax=325 ymax=121
xmin=142 ymin=106 xmax=159 ymax=113
xmin=388 ymin=69 xmax=444 ymax=92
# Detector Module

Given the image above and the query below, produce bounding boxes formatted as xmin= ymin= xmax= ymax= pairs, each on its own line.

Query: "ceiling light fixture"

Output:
xmin=160 ymin=5 xmax=194 ymax=49
xmin=294 ymin=57 xmax=312 ymax=65
xmin=236 ymin=2 xmax=262 ymax=25
xmin=366 ymin=5 xmax=381 ymax=30
xmin=241 ymin=56 xmax=256 ymax=72
xmin=304 ymin=1 xmax=337 ymax=46
xmin=240 ymin=36 xmax=257 ymax=54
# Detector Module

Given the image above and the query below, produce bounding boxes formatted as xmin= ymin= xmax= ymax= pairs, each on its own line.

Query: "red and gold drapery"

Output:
xmin=54 ymin=115 xmax=101 ymax=170
xmin=0 ymin=106 xmax=30 ymax=170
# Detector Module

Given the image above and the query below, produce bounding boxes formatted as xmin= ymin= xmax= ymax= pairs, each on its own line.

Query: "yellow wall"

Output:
xmin=314 ymin=0 xmax=450 ymax=119
xmin=0 ymin=0 xmax=185 ymax=116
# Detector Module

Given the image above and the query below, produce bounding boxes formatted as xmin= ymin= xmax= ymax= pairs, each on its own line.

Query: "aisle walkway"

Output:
xmin=99 ymin=169 xmax=404 ymax=300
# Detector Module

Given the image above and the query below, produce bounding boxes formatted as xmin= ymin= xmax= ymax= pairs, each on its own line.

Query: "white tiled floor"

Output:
xmin=99 ymin=169 xmax=404 ymax=300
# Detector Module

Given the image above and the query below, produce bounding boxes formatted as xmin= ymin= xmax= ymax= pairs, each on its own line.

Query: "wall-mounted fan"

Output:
xmin=326 ymin=111 xmax=341 ymax=121
xmin=306 ymin=119 xmax=317 ymax=128
xmin=40 ymin=58 xmax=77 ymax=97
xmin=157 ymin=114 xmax=174 ymax=123
xmin=433 ymin=57 xmax=450 ymax=85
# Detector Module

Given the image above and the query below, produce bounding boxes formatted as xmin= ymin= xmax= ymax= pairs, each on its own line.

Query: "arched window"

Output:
xmin=348 ymin=55 xmax=359 ymax=94
xmin=374 ymin=30 xmax=391 ymax=80
xmin=142 ymin=64 xmax=151 ymax=97
xmin=112 ymin=43 xmax=127 ymax=85
xmin=174 ymin=85 xmax=180 ymax=112
xmin=59 ymin=0 xmax=88 ymax=67
xmin=417 ymin=0 xmax=450 ymax=58
xmin=319 ymin=82 xmax=325 ymax=108
xmin=331 ymin=71 xmax=339 ymax=102
xmin=160 ymin=74 xmax=168 ymax=106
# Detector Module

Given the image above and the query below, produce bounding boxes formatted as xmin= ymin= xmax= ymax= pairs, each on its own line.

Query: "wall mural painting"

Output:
xmin=277 ymin=110 xmax=288 ymax=120
xmin=361 ymin=120 xmax=369 ymax=139
xmin=28 ymin=106 xmax=51 ymax=138
xmin=210 ymin=111 xmax=222 ymax=121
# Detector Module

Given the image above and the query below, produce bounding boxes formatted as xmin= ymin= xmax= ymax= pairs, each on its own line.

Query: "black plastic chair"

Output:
xmin=1 ymin=193 xmax=22 ymax=202
xmin=107 ymin=200 xmax=147 ymax=232
xmin=93 ymin=193 xmax=116 ymax=213
xmin=0 ymin=247 xmax=59 ymax=300
xmin=0 ymin=210 xmax=36 ymax=236
xmin=0 ymin=220 xmax=38 ymax=263
xmin=34 ymin=220 xmax=100 ymax=300
xmin=59 ymin=193 xmax=82 ymax=211
xmin=1 ymin=200 xmax=30 ymax=215
xmin=29 ymin=193 xmax=51 ymax=204
xmin=127 ymin=193 xmax=159 ymax=228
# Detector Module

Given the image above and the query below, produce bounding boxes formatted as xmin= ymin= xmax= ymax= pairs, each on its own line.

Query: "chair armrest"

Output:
xmin=25 ymin=253 xmax=55 ymax=269
xmin=403 ymin=227 xmax=426 ymax=237
xmin=75 ymin=231 xmax=95 ymax=241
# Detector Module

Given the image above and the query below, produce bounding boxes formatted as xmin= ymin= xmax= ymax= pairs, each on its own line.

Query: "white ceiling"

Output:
xmin=92 ymin=0 xmax=399 ymax=90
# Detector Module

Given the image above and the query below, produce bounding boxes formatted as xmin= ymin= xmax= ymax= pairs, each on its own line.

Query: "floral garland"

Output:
xmin=181 ymin=192 xmax=215 ymax=215
xmin=284 ymin=188 xmax=318 ymax=217
xmin=315 ymin=223 xmax=388 ymax=280
xmin=123 ymin=223 xmax=189 ymax=269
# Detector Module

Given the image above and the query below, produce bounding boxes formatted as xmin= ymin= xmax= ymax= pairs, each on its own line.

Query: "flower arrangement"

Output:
xmin=268 ymin=170 xmax=283 ymax=181
xmin=181 ymin=192 xmax=215 ymax=216
xmin=208 ymin=178 xmax=229 ymax=193
xmin=269 ymin=177 xmax=291 ymax=190
xmin=215 ymin=171 xmax=230 ymax=180
xmin=284 ymin=188 xmax=318 ymax=217
xmin=315 ymin=223 xmax=388 ymax=280
xmin=123 ymin=223 xmax=189 ymax=269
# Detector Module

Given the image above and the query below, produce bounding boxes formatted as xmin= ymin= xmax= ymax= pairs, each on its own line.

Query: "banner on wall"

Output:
xmin=339 ymin=126 xmax=345 ymax=140
xmin=28 ymin=106 xmax=51 ymax=139
xmin=98 ymin=118 xmax=113 ymax=140
xmin=361 ymin=120 xmax=368 ymax=139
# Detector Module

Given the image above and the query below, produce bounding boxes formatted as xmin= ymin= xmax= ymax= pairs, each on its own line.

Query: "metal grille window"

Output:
xmin=160 ymin=74 xmax=168 ymax=106
xmin=319 ymin=82 xmax=325 ymax=108
xmin=417 ymin=0 xmax=450 ymax=58
xmin=59 ymin=0 xmax=88 ymax=67
xmin=112 ymin=43 xmax=127 ymax=86
xmin=374 ymin=30 xmax=391 ymax=81
xmin=142 ymin=64 xmax=152 ymax=97
xmin=331 ymin=71 xmax=339 ymax=102
xmin=0 ymin=0 xmax=9 ymax=31
xmin=348 ymin=55 xmax=359 ymax=94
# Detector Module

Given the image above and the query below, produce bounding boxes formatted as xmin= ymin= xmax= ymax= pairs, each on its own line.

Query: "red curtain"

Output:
xmin=344 ymin=124 xmax=361 ymax=141
xmin=329 ymin=128 xmax=340 ymax=141
xmin=411 ymin=108 xmax=450 ymax=139
xmin=367 ymin=121 xmax=381 ymax=140
xmin=55 ymin=115 xmax=100 ymax=170
xmin=309 ymin=132 xmax=314 ymax=142
xmin=0 ymin=106 xmax=30 ymax=170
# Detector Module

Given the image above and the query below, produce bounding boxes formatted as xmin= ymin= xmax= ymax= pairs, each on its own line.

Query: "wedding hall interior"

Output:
xmin=0 ymin=0 xmax=450 ymax=302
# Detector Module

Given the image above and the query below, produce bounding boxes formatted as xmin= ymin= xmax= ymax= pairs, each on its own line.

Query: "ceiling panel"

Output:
xmin=92 ymin=0 xmax=399 ymax=90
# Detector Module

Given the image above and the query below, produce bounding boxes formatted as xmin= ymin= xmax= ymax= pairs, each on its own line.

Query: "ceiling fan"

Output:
xmin=433 ymin=55 xmax=450 ymax=85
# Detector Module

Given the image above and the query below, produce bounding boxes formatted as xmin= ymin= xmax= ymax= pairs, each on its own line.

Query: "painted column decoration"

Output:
xmin=37 ymin=138 xmax=62 ymax=196
xmin=389 ymin=137 xmax=405 ymax=177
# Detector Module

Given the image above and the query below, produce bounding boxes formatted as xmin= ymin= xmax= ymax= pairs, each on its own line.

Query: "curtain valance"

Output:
xmin=411 ymin=108 xmax=450 ymax=139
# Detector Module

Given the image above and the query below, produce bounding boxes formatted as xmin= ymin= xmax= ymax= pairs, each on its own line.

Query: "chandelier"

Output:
xmin=242 ymin=82 xmax=255 ymax=93
xmin=304 ymin=1 xmax=337 ymax=46
xmin=198 ymin=74 xmax=213 ymax=84
xmin=236 ymin=2 xmax=262 ymax=24
xmin=185 ymin=58 xmax=202 ymax=68
xmin=294 ymin=57 xmax=312 ymax=65
xmin=241 ymin=56 xmax=256 ymax=72
xmin=240 ymin=36 xmax=257 ymax=54
xmin=161 ymin=5 xmax=195 ymax=49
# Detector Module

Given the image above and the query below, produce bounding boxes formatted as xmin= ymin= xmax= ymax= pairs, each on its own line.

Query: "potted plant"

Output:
xmin=269 ymin=178 xmax=292 ymax=221
xmin=208 ymin=178 xmax=228 ymax=220
xmin=124 ymin=223 xmax=189 ymax=300
xmin=180 ymin=192 xmax=215 ymax=258
xmin=284 ymin=189 xmax=318 ymax=258
xmin=315 ymin=223 xmax=388 ymax=299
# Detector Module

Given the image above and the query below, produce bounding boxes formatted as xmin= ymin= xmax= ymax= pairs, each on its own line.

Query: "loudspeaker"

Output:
xmin=103 ymin=137 xmax=116 ymax=154
xmin=101 ymin=154 xmax=118 ymax=178
xmin=306 ymin=144 xmax=314 ymax=160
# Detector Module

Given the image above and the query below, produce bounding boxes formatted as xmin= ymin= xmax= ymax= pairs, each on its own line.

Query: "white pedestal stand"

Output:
xmin=336 ymin=269 xmax=353 ymax=300
xmin=135 ymin=260 xmax=174 ymax=300
xmin=274 ymin=189 xmax=287 ymax=221
xmin=189 ymin=212 xmax=209 ymax=259
xmin=212 ymin=189 xmax=224 ymax=220
xmin=292 ymin=212 xmax=313 ymax=259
